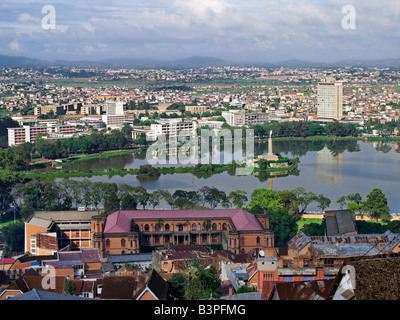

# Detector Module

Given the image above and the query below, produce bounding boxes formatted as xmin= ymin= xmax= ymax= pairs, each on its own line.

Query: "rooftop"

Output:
xmin=103 ymin=209 xmax=264 ymax=234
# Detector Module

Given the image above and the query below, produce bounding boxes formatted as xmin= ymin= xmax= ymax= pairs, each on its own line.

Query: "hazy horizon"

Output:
xmin=0 ymin=0 xmax=399 ymax=63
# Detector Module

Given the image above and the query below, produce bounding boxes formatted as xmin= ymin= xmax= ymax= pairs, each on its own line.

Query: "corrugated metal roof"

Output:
xmin=107 ymin=254 xmax=152 ymax=263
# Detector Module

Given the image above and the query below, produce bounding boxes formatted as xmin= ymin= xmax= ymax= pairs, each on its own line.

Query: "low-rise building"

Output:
xmin=7 ymin=124 xmax=76 ymax=146
xmin=25 ymin=210 xmax=101 ymax=255
xmin=91 ymin=209 xmax=274 ymax=258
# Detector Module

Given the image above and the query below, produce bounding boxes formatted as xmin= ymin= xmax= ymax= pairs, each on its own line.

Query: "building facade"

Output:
xmin=7 ymin=125 xmax=76 ymax=146
xmin=25 ymin=210 xmax=101 ymax=255
xmin=317 ymin=77 xmax=343 ymax=120
xmin=91 ymin=209 xmax=274 ymax=258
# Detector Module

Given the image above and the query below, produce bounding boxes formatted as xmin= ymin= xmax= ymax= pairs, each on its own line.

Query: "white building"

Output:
xmin=221 ymin=110 xmax=268 ymax=127
xmin=102 ymin=100 xmax=125 ymax=126
xmin=317 ymin=77 xmax=343 ymax=120
xmin=147 ymin=119 xmax=196 ymax=141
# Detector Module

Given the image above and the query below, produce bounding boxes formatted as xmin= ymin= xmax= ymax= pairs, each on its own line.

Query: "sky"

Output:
xmin=0 ymin=0 xmax=399 ymax=63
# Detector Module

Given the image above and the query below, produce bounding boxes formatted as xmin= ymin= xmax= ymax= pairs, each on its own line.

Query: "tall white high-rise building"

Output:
xmin=317 ymin=77 xmax=343 ymax=120
xmin=105 ymin=101 xmax=124 ymax=115
xmin=102 ymin=101 xmax=125 ymax=126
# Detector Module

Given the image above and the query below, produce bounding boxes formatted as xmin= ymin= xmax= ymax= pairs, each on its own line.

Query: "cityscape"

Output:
xmin=0 ymin=0 xmax=399 ymax=311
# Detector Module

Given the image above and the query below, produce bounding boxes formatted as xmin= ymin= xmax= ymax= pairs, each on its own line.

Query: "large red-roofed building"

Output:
xmin=91 ymin=209 xmax=274 ymax=257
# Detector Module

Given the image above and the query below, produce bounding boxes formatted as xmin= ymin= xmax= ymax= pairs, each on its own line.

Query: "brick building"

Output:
xmin=25 ymin=210 xmax=101 ymax=255
xmin=91 ymin=209 xmax=274 ymax=258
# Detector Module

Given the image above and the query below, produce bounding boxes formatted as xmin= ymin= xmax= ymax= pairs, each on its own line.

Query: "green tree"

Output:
xmin=277 ymin=190 xmax=299 ymax=216
xmin=120 ymin=193 xmax=138 ymax=210
xmin=268 ymin=206 xmax=298 ymax=247
xmin=247 ymin=188 xmax=283 ymax=212
xmin=228 ymin=190 xmax=248 ymax=209
xmin=65 ymin=280 xmax=74 ymax=295
xmin=301 ymin=221 xmax=325 ymax=236
xmin=363 ymin=188 xmax=390 ymax=221
xmin=104 ymin=190 xmax=120 ymax=214
xmin=237 ymin=285 xmax=257 ymax=293
xmin=0 ymin=221 xmax=25 ymax=255
xmin=177 ymin=256 xmax=221 ymax=300
xmin=316 ymin=194 xmax=331 ymax=213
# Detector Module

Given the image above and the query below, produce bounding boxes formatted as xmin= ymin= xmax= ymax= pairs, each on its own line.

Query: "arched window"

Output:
xmin=256 ymin=236 xmax=260 ymax=244
xmin=165 ymin=224 xmax=170 ymax=231
xmin=121 ymin=239 xmax=126 ymax=247
xmin=212 ymin=223 xmax=217 ymax=231
xmin=192 ymin=223 xmax=197 ymax=231
xmin=105 ymin=239 xmax=110 ymax=247
xmin=134 ymin=224 xmax=139 ymax=232
xmin=222 ymin=223 xmax=228 ymax=231
xmin=155 ymin=224 xmax=160 ymax=231
xmin=241 ymin=237 xmax=245 ymax=245
xmin=241 ymin=248 xmax=245 ymax=254
xmin=144 ymin=224 xmax=149 ymax=232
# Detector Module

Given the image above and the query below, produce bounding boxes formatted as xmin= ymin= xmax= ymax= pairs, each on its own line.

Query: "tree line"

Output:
xmin=248 ymin=119 xmax=359 ymax=138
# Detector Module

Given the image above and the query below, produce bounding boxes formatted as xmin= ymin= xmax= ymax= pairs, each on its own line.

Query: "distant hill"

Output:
xmin=0 ymin=54 xmax=398 ymax=69
xmin=0 ymin=54 xmax=48 ymax=68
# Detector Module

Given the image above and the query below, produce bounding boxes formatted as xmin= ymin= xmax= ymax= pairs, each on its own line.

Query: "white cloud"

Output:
xmin=18 ymin=13 xmax=41 ymax=23
xmin=8 ymin=39 xmax=21 ymax=51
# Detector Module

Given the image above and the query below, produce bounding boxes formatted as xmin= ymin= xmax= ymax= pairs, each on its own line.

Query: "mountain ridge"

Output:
xmin=0 ymin=54 xmax=399 ymax=69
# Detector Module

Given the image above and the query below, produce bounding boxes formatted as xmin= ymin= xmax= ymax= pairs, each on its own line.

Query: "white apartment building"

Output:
xmin=222 ymin=110 xmax=268 ymax=127
xmin=102 ymin=100 xmax=125 ymax=126
xmin=317 ymin=77 xmax=343 ymax=120
xmin=8 ymin=125 xmax=76 ymax=146
xmin=147 ymin=120 xmax=196 ymax=141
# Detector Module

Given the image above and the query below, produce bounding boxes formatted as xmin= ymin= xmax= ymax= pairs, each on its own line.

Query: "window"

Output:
xmin=241 ymin=237 xmax=245 ymax=245
xmin=165 ymin=224 xmax=170 ymax=231
xmin=134 ymin=224 xmax=140 ymax=232
xmin=105 ymin=239 xmax=110 ymax=247
xmin=155 ymin=235 xmax=159 ymax=244
xmin=222 ymin=223 xmax=228 ymax=231
xmin=144 ymin=224 xmax=149 ymax=232
xmin=178 ymin=224 xmax=183 ymax=232
xmin=256 ymin=236 xmax=260 ymax=244
xmin=212 ymin=223 xmax=217 ymax=231
xmin=212 ymin=235 xmax=218 ymax=243
xmin=192 ymin=223 xmax=197 ymax=231
xmin=121 ymin=239 xmax=126 ymax=247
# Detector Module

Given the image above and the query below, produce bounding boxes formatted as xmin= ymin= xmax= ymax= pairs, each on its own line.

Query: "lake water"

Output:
xmin=65 ymin=140 xmax=400 ymax=212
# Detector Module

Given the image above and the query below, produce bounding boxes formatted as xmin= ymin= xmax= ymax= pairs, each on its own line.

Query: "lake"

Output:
xmin=65 ymin=140 xmax=400 ymax=212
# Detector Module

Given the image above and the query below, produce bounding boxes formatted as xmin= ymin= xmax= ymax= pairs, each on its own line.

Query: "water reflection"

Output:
xmin=316 ymin=147 xmax=343 ymax=187
xmin=64 ymin=141 xmax=400 ymax=211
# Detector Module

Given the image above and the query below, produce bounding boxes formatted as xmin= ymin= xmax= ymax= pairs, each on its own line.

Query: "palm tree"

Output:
xmin=155 ymin=218 xmax=165 ymax=231
xmin=202 ymin=219 xmax=211 ymax=231
xmin=202 ymin=219 xmax=212 ymax=244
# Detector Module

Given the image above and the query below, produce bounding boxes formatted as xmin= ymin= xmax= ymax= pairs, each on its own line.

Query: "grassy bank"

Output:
xmin=61 ymin=148 xmax=144 ymax=165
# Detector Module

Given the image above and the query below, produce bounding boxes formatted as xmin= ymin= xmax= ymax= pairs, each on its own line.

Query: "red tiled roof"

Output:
xmin=104 ymin=209 xmax=263 ymax=234
xmin=58 ymin=249 xmax=100 ymax=263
